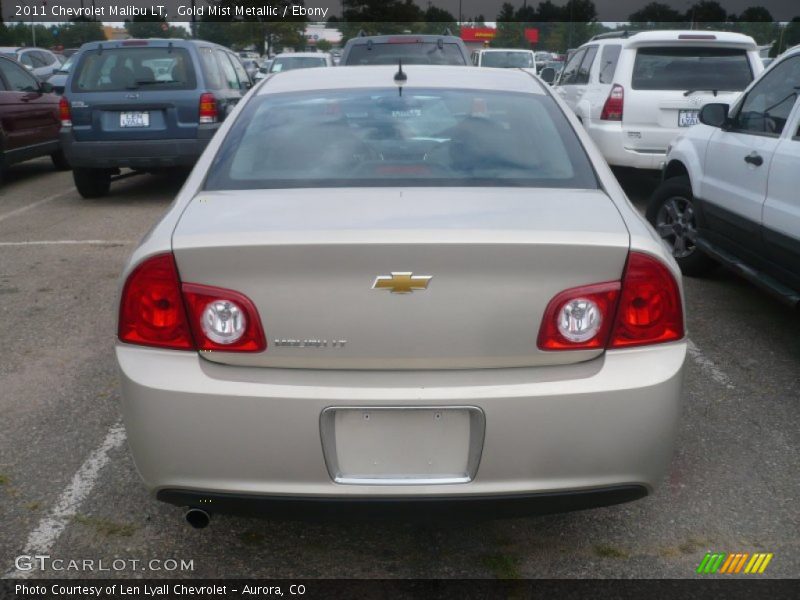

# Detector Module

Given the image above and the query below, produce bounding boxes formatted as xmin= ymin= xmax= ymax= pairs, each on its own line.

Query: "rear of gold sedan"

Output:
xmin=115 ymin=66 xmax=686 ymax=524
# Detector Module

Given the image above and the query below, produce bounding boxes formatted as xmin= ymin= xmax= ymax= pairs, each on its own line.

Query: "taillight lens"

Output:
xmin=609 ymin=252 xmax=684 ymax=348
xmin=59 ymin=96 xmax=72 ymax=127
xmin=118 ymin=254 xmax=193 ymax=350
xmin=182 ymin=283 xmax=266 ymax=352
xmin=600 ymin=84 xmax=624 ymax=121
xmin=199 ymin=92 xmax=218 ymax=124
xmin=538 ymin=252 xmax=684 ymax=351
xmin=538 ymin=282 xmax=621 ymax=350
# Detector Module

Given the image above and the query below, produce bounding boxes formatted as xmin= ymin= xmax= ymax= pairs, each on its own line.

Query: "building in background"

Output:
xmin=302 ymin=23 xmax=342 ymax=51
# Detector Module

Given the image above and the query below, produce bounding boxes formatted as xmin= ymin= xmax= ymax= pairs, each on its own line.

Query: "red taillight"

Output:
xmin=608 ymin=252 xmax=684 ymax=348
xmin=199 ymin=93 xmax=218 ymax=124
xmin=537 ymin=282 xmax=621 ymax=350
xmin=59 ymin=96 xmax=72 ymax=127
xmin=182 ymin=283 xmax=266 ymax=353
xmin=600 ymin=84 xmax=624 ymax=121
xmin=118 ymin=254 xmax=194 ymax=351
xmin=538 ymin=252 xmax=684 ymax=351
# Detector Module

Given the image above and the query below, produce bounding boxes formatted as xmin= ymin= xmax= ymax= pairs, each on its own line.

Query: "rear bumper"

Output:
xmin=118 ymin=341 xmax=686 ymax=509
xmin=585 ymin=121 xmax=668 ymax=170
xmin=60 ymin=124 xmax=218 ymax=169
xmin=157 ymin=485 xmax=649 ymax=519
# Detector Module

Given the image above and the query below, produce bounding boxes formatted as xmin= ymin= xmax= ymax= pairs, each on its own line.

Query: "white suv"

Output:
xmin=554 ymin=30 xmax=763 ymax=170
xmin=647 ymin=46 xmax=800 ymax=306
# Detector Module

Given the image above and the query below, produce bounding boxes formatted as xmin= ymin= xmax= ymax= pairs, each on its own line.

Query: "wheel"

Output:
xmin=646 ymin=175 xmax=716 ymax=277
xmin=73 ymin=168 xmax=111 ymax=198
xmin=51 ymin=149 xmax=70 ymax=170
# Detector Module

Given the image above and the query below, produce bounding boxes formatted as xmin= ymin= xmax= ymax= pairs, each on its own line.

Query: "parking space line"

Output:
xmin=0 ymin=190 xmax=73 ymax=225
xmin=4 ymin=422 xmax=127 ymax=580
xmin=0 ymin=240 xmax=133 ymax=247
xmin=687 ymin=340 xmax=736 ymax=390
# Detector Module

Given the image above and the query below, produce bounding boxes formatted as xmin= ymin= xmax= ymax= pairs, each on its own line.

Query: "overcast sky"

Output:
xmin=1 ymin=0 xmax=796 ymax=23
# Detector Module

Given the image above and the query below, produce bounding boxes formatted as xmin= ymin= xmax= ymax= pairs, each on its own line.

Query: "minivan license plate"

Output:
xmin=120 ymin=112 xmax=149 ymax=128
xmin=678 ymin=110 xmax=699 ymax=127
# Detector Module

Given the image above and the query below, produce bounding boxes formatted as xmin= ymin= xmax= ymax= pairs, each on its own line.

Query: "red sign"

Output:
xmin=524 ymin=28 xmax=539 ymax=43
xmin=460 ymin=27 xmax=496 ymax=43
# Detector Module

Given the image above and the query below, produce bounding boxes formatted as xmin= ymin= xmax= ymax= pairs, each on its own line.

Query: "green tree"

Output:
xmin=771 ymin=18 xmax=800 ymax=57
xmin=731 ymin=7 xmax=777 ymax=45
xmin=315 ymin=39 xmax=332 ymax=52
xmin=686 ymin=1 xmax=729 ymax=28
xmin=339 ymin=0 xmax=424 ymax=42
xmin=420 ymin=6 xmax=458 ymax=35
xmin=55 ymin=20 xmax=106 ymax=48
xmin=124 ymin=15 xmax=171 ymax=39
xmin=629 ymin=2 xmax=684 ymax=28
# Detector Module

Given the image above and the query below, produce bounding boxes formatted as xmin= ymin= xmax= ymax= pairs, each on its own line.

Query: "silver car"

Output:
xmin=116 ymin=66 xmax=686 ymax=526
xmin=0 ymin=46 xmax=62 ymax=79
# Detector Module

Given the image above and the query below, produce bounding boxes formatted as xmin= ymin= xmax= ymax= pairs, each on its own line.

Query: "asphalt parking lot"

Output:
xmin=0 ymin=160 xmax=798 ymax=579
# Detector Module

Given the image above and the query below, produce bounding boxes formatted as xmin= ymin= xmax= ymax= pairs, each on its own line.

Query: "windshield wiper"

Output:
xmin=684 ymin=89 xmax=719 ymax=97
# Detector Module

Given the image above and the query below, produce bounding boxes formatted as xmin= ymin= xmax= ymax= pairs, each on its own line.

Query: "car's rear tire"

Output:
xmin=73 ymin=168 xmax=111 ymax=199
xmin=51 ymin=150 xmax=70 ymax=171
xmin=646 ymin=175 xmax=716 ymax=277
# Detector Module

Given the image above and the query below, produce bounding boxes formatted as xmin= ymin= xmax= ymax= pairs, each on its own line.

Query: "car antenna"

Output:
xmin=394 ymin=59 xmax=407 ymax=97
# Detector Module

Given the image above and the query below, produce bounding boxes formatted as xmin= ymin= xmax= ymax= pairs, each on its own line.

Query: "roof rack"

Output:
xmin=589 ymin=30 xmax=638 ymax=41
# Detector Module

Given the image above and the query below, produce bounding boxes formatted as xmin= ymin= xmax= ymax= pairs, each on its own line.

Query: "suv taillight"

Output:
xmin=59 ymin=96 xmax=72 ymax=127
xmin=600 ymin=84 xmax=624 ymax=121
xmin=538 ymin=252 xmax=684 ymax=351
xmin=199 ymin=93 xmax=218 ymax=124
xmin=118 ymin=254 xmax=266 ymax=353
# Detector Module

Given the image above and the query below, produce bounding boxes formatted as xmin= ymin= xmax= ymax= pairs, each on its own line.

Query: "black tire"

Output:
xmin=73 ymin=168 xmax=111 ymax=199
xmin=51 ymin=149 xmax=70 ymax=170
xmin=646 ymin=175 xmax=716 ymax=277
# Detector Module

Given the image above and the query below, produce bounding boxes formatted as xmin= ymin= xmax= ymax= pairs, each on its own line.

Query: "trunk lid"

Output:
xmin=172 ymin=188 xmax=630 ymax=369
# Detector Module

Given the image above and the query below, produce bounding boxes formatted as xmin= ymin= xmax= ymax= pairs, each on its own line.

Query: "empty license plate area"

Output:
xmin=678 ymin=110 xmax=699 ymax=127
xmin=120 ymin=112 xmax=150 ymax=128
xmin=320 ymin=407 xmax=485 ymax=485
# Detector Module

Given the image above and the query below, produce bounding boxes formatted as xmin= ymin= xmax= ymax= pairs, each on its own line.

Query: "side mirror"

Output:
xmin=699 ymin=103 xmax=730 ymax=129
xmin=39 ymin=81 xmax=54 ymax=94
xmin=540 ymin=67 xmax=556 ymax=84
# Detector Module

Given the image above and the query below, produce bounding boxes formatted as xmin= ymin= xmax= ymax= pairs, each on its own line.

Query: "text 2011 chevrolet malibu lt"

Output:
xmin=116 ymin=66 xmax=686 ymax=524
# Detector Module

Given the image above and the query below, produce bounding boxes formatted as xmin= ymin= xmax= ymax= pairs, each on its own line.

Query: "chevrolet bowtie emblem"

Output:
xmin=372 ymin=272 xmax=432 ymax=294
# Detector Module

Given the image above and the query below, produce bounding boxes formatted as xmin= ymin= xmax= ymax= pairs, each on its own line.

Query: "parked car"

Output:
xmin=46 ymin=53 xmax=77 ymax=94
xmin=60 ymin=38 xmax=252 ymax=198
xmin=0 ymin=47 xmax=62 ymax=79
xmin=340 ymin=33 xmax=472 ymax=66
xmin=471 ymin=48 xmax=536 ymax=71
xmin=554 ymin=30 xmax=763 ymax=170
xmin=116 ymin=65 xmax=686 ymax=525
xmin=268 ymin=52 xmax=333 ymax=73
xmin=0 ymin=55 xmax=68 ymax=183
xmin=648 ymin=45 xmax=800 ymax=306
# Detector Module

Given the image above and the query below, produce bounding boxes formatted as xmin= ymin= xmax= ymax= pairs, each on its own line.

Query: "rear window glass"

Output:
xmin=73 ymin=47 xmax=196 ymax=92
xmin=481 ymin=52 xmax=534 ymax=68
xmin=345 ymin=43 xmax=466 ymax=66
xmin=204 ymin=88 xmax=598 ymax=190
xmin=270 ymin=56 xmax=327 ymax=72
xmin=632 ymin=47 xmax=753 ymax=91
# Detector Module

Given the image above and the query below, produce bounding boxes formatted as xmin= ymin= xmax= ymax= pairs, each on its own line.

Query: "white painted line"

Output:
xmin=0 ymin=240 xmax=133 ymax=247
xmin=4 ymin=422 xmax=127 ymax=580
xmin=0 ymin=190 xmax=72 ymax=225
xmin=687 ymin=340 xmax=736 ymax=390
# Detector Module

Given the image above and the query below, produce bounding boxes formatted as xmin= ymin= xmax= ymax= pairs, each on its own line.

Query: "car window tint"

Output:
xmin=575 ymin=46 xmax=598 ymax=84
xmin=560 ymin=49 xmax=586 ymax=85
xmin=18 ymin=52 xmax=34 ymax=67
xmin=35 ymin=51 xmax=55 ymax=66
xmin=345 ymin=43 xmax=466 ymax=66
xmin=205 ymin=88 xmax=598 ymax=191
xmin=632 ymin=47 xmax=753 ymax=91
xmin=227 ymin=53 xmax=250 ymax=87
xmin=73 ymin=47 xmax=196 ymax=91
xmin=214 ymin=49 xmax=239 ymax=89
xmin=0 ymin=58 xmax=38 ymax=91
xmin=269 ymin=56 xmax=328 ymax=72
xmin=198 ymin=47 xmax=222 ymax=90
xmin=599 ymin=44 xmax=621 ymax=84
xmin=480 ymin=52 xmax=534 ymax=68
xmin=733 ymin=56 xmax=800 ymax=136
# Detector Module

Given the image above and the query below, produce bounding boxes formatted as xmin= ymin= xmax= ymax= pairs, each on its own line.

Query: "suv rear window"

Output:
xmin=204 ymin=88 xmax=598 ymax=190
xmin=481 ymin=52 xmax=534 ymax=68
xmin=632 ymin=47 xmax=752 ymax=91
xmin=345 ymin=43 xmax=466 ymax=66
xmin=73 ymin=47 xmax=196 ymax=92
xmin=270 ymin=56 xmax=328 ymax=72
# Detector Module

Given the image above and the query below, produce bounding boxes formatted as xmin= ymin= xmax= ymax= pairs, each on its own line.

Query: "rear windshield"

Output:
xmin=270 ymin=57 xmax=327 ymax=72
xmin=632 ymin=47 xmax=753 ymax=91
xmin=204 ymin=88 xmax=598 ymax=190
xmin=481 ymin=52 xmax=534 ymax=68
xmin=72 ymin=47 xmax=196 ymax=92
xmin=345 ymin=42 xmax=466 ymax=66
